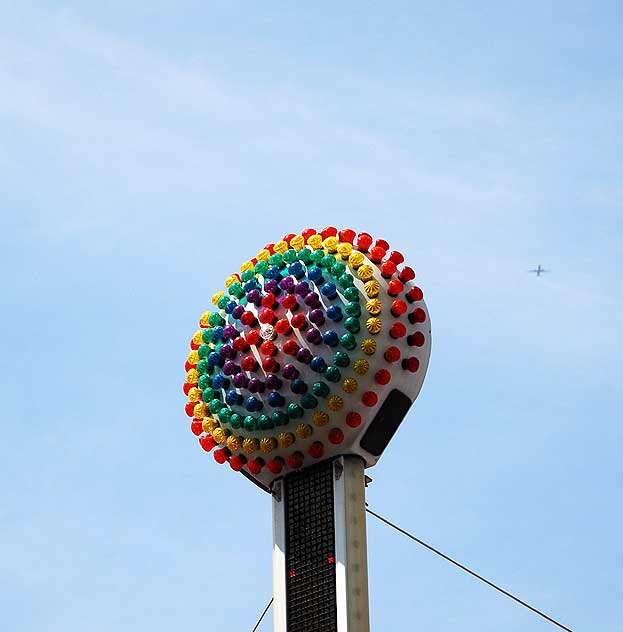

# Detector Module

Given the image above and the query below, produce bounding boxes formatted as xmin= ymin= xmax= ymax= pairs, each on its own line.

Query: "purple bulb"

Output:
xmin=223 ymin=360 xmax=239 ymax=376
xmin=264 ymin=279 xmax=279 ymax=294
xmin=219 ymin=344 xmax=234 ymax=359
xmin=265 ymin=373 xmax=282 ymax=390
xmin=305 ymin=328 xmax=323 ymax=344
xmin=295 ymin=281 xmax=311 ymax=297
xmin=246 ymin=289 xmax=262 ymax=305
xmin=304 ymin=292 xmax=320 ymax=307
xmin=248 ymin=377 xmax=265 ymax=393
xmin=296 ymin=348 xmax=313 ymax=364
xmin=309 ymin=308 xmax=325 ymax=325
xmin=233 ymin=372 xmax=249 ymax=388
xmin=232 ymin=305 xmax=245 ymax=320
xmin=280 ymin=276 xmax=296 ymax=292
xmin=282 ymin=364 xmax=300 ymax=380
xmin=222 ymin=325 xmax=239 ymax=340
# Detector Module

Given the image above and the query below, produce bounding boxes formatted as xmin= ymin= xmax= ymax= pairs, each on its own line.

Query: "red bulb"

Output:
xmin=356 ymin=232 xmax=373 ymax=251
xmin=241 ymin=311 xmax=256 ymax=326
xmin=190 ymin=420 xmax=203 ymax=435
xmin=369 ymin=246 xmax=386 ymax=263
xmin=399 ymin=266 xmax=415 ymax=282
xmin=287 ymin=452 xmax=304 ymax=469
xmin=282 ymin=233 xmax=296 ymax=245
xmin=230 ymin=455 xmax=247 ymax=471
xmin=380 ymin=261 xmax=397 ymax=278
xmin=301 ymin=228 xmax=317 ymax=240
xmin=321 ymin=226 xmax=338 ymax=239
xmin=361 ymin=391 xmax=379 ymax=407
xmin=185 ymin=401 xmax=196 ymax=417
xmin=388 ymin=250 xmax=404 ymax=265
xmin=328 ymin=428 xmax=344 ymax=444
xmin=246 ymin=330 xmax=260 ymax=346
xmin=259 ymin=308 xmax=276 ymax=324
xmin=199 ymin=435 xmax=216 ymax=452
xmin=190 ymin=338 xmax=200 ymax=350
xmin=391 ymin=299 xmax=407 ymax=317
xmin=406 ymin=286 xmax=424 ymax=303
xmin=213 ymin=447 xmax=230 ymax=464
xmin=390 ymin=322 xmax=407 ymax=339
xmin=281 ymin=295 xmax=298 ymax=311
xmin=275 ymin=318 xmax=292 ymax=335
xmin=387 ymin=279 xmax=404 ymax=296
xmin=260 ymin=340 xmax=277 ymax=356
xmin=248 ymin=458 xmax=265 ymax=475
xmin=282 ymin=339 xmax=300 ymax=355
xmin=291 ymin=313 xmax=308 ymax=330
xmin=403 ymin=357 xmax=420 ymax=372
xmin=241 ymin=355 xmax=258 ymax=372
xmin=408 ymin=331 xmax=426 ymax=347
xmin=374 ymin=238 xmax=390 ymax=251
xmin=374 ymin=369 xmax=391 ymax=385
xmin=409 ymin=308 xmax=427 ymax=324
xmin=261 ymin=294 xmax=277 ymax=308
xmin=267 ymin=457 xmax=284 ymax=474
xmin=309 ymin=442 xmax=325 ymax=458
xmin=338 ymin=229 xmax=356 ymax=243
xmin=346 ymin=412 xmax=362 ymax=428
xmin=183 ymin=382 xmax=194 ymax=395
xmin=262 ymin=357 xmax=280 ymax=373
xmin=264 ymin=243 xmax=275 ymax=255
xmin=232 ymin=336 xmax=249 ymax=352
xmin=184 ymin=361 xmax=195 ymax=372
xmin=384 ymin=346 xmax=401 ymax=363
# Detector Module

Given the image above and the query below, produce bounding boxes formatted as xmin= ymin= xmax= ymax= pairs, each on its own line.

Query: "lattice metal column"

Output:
xmin=272 ymin=456 xmax=370 ymax=632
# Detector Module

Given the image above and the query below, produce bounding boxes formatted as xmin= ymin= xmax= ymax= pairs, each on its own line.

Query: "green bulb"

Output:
xmin=340 ymin=332 xmax=357 ymax=350
xmin=209 ymin=313 xmax=226 ymax=327
xmin=272 ymin=411 xmax=289 ymax=426
xmin=287 ymin=403 xmax=304 ymax=419
xmin=298 ymin=248 xmax=312 ymax=264
xmin=301 ymin=394 xmax=319 ymax=409
xmin=312 ymin=381 xmax=330 ymax=397
xmin=201 ymin=329 xmax=213 ymax=343
xmin=258 ymin=414 xmax=274 ymax=430
xmin=333 ymin=351 xmax=350 ymax=367
xmin=228 ymin=282 xmax=245 ymax=299
xmin=196 ymin=359 xmax=210 ymax=375
xmin=343 ymin=287 xmax=360 ymax=302
xmin=344 ymin=317 xmax=360 ymax=333
xmin=255 ymin=260 xmax=269 ymax=275
xmin=197 ymin=374 xmax=212 ymax=390
xmin=325 ymin=366 xmax=341 ymax=382
xmin=197 ymin=344 xmax=211 ymax=359
xmin=217 ymin=295 xmax=229 ymax=309
xmin=345 ymin=301 xmax=361 ymax=317
xmin=268 ymin=253 xmax=283 ymax=267
xmin=210 ymin=399 xmax=225 ymax=414
xmin=283 ymin=248 xmax=298 ymax=263
xmin=320 ymin=254 xmax=336 ymax=269
xmin=230 ymin=413 xmax=243 ymax=429
xmin=338 ymin=274 xmax=355 ymax=289
xmin=241 ymin=269 xmax=255 ymax=282
xmin=243 ymin=415 xmax=258 ymax=431
xmin=201 ymin=387 xmax=216 ymax=402
xmin=330 ymin=262 xmax=346 ymax=277
xmin=309 ymin=249 xmax=324 ymax=264
xmin=218 ymin=408 xmax=232 ymax=424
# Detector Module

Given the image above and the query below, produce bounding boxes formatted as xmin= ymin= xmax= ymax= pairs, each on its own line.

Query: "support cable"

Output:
xmin=366 ymin=506 xmax=573 ymax=632
xmin=250 ymin=596 xmax=273 ymax=632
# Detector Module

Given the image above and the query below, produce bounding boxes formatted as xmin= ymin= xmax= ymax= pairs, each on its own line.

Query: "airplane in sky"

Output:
xmin=529 ymin=265 xmax=549 ymax=277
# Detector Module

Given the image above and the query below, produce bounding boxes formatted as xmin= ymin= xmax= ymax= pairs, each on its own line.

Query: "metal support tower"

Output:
xmin=272 ymin=456 xmax=370 ymax=632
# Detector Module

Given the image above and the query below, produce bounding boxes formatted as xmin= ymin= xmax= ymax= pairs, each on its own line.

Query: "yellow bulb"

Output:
xmin=353 ymin=359 xmax=370 ymax=374
xmin=224 ymin=275 xmax=239 ymax=288
xmin=186 ymin=369 xmax=199 ymax=384
xmin=226 ymin=435 xmax=242 ymax=452
xmin=359 ymin=265 xmax=376 ymax=281
xmin=366 ymin=317 xmax=382 ymax=334
xmin=323 ymin=236 xmax=339 ymax=253
xmin=307 ymin=234 xmax=323 ymax=249
xmin=239 ymin=260 xmax=254 ymax=274
xmin=295 ymin=423 xmax=313 ymax=439
xmin=203 ymin=417 xmax=219 ymax=433
xmin=192 ymin=330 xmax=203 ymax=346
xmin=243 ymin=437 xmax=259 ymax=454
xmin=273 ymin=240 xmax=288 ymax=254
xmin=365 ymin=298 xmax=382 ymax=315
xmin=212 ymin=427 xmax=229 ymax=444
xmin=193 ymin=402 xmax=208 ymax=419
xmin=260 ymin=437 xmax=277 ymax=453
xmin=337 ymin=242 xmax=353 ymax=259
xmin=200 ymin=311 xmax=212 ymax=326
xmin=290 ymin=235 xmax=305 ymax=251
xmin=312 ymin=411 xmax=329 ymax=426
xmin=364 ymin=279 xmax=380 ymax=298
xmin=328 ymin=395 xmax=344 ymax=411
xmin=187 ymin=350 xmax=199 ymax=365
xmin=188 ymin=387 xmax=201 ymax=402
xmin=256 ymin=249 xmax=271 ymax=261
xmin=348 ymin=251 xmax=365 ymax=269
xmin=361 ymin=338 xmax=377 ymax=355
xmin=278 ymin=432 xmax=295 ymax=448
xmin=342 ymin=378 xmax=358 ymax=394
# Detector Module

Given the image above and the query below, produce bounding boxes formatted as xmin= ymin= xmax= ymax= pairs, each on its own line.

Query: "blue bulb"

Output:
xmin=320 ymin=282 xmax=338 ymax=299
xmin=307 ymin=266 xmax=324 ymax=284
xmin=322 ymin=330 xmax=339 ymax=347
xmin=208 ymin=351 xmax=225 ymax=367
xmin=226 ymin=390 xmax=242 ymax=405
xmin=310 ymin=356 xmax=328 ymax=373
xmin=288 ymin=261 xmax=305 ymax=279
xmin=243 ymin=279 xmax=259 ymax=292
xmin=290 ymin=378 xmax=308 ymax=394
xmin=211 ymin=327 xmax=224 ymax=342
xmin=212 ymin=374 xmax=230 ymax=390
xmin=268 ymin=392 xmax=285 ymax=408
xmin=265 ymin=266 xmax=283 ymax=281
xmin=326 ymin=305 xmax=343 ymax=321
xmin=224 ymin=301 xmax=237 ymax=315
xmin=245 ymin=396 xmax=263 ymax=412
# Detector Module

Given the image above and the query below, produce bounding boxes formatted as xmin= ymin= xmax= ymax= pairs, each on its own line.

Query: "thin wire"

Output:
xmin=366 ymin=507 xmax=573 ymax=632
xmin=250 ymin=596 xmax=273 ymax=632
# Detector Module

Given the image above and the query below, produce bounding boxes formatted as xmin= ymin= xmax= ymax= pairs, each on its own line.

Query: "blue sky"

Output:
xmin=1 ymin=1 xmax=622 ymax=630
